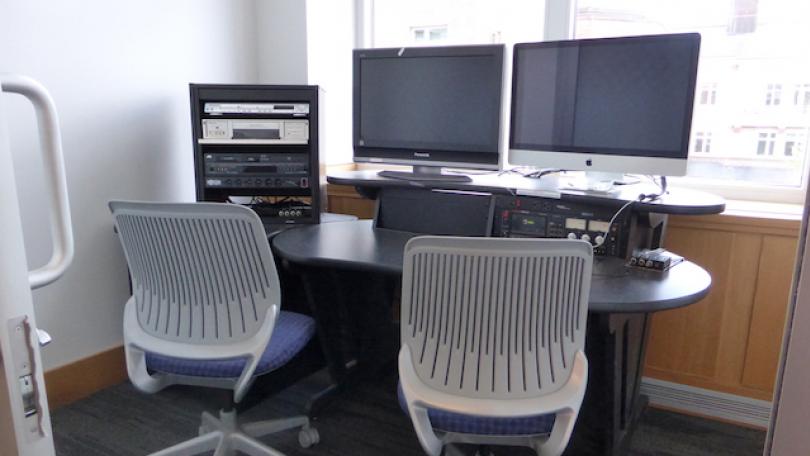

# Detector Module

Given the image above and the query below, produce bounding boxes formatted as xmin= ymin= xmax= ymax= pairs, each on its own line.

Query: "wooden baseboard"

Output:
xmin=45 ymin=345 xmax=127 ymax=410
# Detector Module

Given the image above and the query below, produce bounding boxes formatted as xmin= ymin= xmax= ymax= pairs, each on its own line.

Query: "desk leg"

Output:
xmin=341 ymin=270 xmax=398 ymax=374
xmin=296 ymin=267 xmax=353 ymax=417
xmin=566 ymin=312 xmax=651 ymax=456
xmin=296 ymin=265 xmax=398 ymax=418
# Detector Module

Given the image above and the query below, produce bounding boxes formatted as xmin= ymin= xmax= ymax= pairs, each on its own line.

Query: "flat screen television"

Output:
xmin=509 ymin=33 xmax=701 ymax=178
xmin=353 ymin=44 xmax=505 ymax=182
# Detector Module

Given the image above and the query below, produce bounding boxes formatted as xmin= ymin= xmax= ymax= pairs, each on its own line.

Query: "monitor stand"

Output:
xmin=565 ymin=171 xmax=623 ymax=194
xmin=377 ymin=165 xmax=472 ymax=183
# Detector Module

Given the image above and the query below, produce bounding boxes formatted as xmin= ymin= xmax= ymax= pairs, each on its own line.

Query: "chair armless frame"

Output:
xmin=399 ymin=236 xmax=593 ymax=456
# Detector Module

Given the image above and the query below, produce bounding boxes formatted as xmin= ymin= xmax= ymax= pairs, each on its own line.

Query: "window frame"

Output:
xmin=571 ymin=0 xmax=808 ymax=205
xmin=410 ymin=24 xmax=449 ymax=43
xmin=766 ymin=83 xmax=783 ymax=106
xmin=694 ymin=131 xmax=712 ymax=153
xmin=699 ymin=83 xmax=718 ymax=105
xmin=356 ymin=0 xmax=809 ymax=205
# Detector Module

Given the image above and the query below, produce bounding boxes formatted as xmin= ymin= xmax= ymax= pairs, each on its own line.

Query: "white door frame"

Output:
xmin=766 ymin=180 xmax=810 ymax=454
xmin=0 ymin=74 xmax=74 ymax=456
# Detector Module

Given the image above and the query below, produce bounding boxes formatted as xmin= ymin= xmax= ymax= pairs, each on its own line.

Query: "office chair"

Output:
xmin=398 ymin=236 xmax=593 ymax=456
xmin=110 ymin=201 xmax=320 ymax=456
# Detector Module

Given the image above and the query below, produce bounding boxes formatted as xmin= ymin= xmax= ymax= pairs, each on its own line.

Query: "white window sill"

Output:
xmin=722 ymin=200 xmax=803 ymax=221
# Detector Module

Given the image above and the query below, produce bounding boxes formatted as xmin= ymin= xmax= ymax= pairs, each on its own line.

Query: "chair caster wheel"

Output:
xmin=298 ymin=426 xmax=320 ymax=448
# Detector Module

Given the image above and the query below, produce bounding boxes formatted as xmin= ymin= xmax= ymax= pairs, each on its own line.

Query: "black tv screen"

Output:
xmin=353 ymin=45 xmax=504 ymax=168
xmin=510 ymin=33 xmax=700 ymax=159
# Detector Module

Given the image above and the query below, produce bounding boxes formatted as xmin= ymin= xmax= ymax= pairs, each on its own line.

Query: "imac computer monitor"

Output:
xmin=353 ymin=44 xmax=505 ymax=182
xmin=509 ymin=33 xmax=701 ymax=177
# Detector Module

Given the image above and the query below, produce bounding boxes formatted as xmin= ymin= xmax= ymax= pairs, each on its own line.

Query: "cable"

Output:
xmin=497 ymin=167 xmax=565 ymax=179
xmin=611 ymin=177 xmax=642 ymax=186
xmin=591 ymin=198 xmax=638 ymax=251
xmin=524 ymin=168 xmax=564 ymax=179
xmin=591 ymin=176 xmax=668 ymax=251
xmin=638 ymin=176 xmax=667 ymax=202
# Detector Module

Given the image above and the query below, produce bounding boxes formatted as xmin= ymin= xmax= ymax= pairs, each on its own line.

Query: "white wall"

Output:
xmin=254 ymin=0 xmax=353 ymax=164
xmin=306 ymin=0 xmax=355 ymax=165
xmin=0 ymin=0 xmax=259 ymax=370
xmin=256 ymin=0 xmax=309 ymax=83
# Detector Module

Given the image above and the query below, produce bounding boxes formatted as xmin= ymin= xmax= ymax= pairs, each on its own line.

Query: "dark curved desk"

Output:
xmin=272 ymin=220 xmax=712 ymax=456
xmin=272 ymin=220 xmax=711 ymax=313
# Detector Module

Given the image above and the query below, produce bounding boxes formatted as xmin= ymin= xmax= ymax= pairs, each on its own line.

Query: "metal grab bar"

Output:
xmin=0 ymin=74 xmax=74 ymax=290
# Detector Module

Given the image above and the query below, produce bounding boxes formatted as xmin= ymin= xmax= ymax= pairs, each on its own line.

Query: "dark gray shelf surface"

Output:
xmin=327 ymin=170 xmax=726 ymax=215
xmin=272 ymin=220 xmax=711 ymax=313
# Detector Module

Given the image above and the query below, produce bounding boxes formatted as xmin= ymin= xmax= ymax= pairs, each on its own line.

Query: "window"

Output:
xmin=757 ymin=132 xmax=777 ymax=155
xmin=728 ymin=0 xmax=759 ymax=35
xmin=785 ymin=132 xmax=805 ymax=157
xmin=412 ymin=25 xmax=448 ymax=43
xmin=366 ymin=0 xmax=545 ymax=48
xmin=795 ymin=84 xmax=810 ymax=112
xmin=699 ymin=83 xmax=718 ymax=105
xmin=575 ymin=0 xmax=810 ymax=201
xmin=766 ymin=83 xmax=782 ymax=106
xmin=694 ymin=132 xmax=712 ymax=153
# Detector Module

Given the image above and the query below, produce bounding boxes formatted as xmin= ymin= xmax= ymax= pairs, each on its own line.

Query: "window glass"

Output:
xmin=576 ymin=0 xmax=810 ymax=189
xmin=369 ymin=0 xmax=545 ymax=48
xmin=694 ymin=132 xmax=712 ymax=153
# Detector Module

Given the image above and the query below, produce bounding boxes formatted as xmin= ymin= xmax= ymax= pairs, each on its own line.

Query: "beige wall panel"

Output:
xmin=742 ymin=235 xmax=798 ymax=392
xmin=326 ymin=184 xmax=376 ymax=219
xmin=646 ymin=227 xmax=736 ymax=377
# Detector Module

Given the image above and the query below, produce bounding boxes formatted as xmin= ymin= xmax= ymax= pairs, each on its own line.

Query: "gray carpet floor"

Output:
xmin=52 ymin=372 xmax=765 ymax=456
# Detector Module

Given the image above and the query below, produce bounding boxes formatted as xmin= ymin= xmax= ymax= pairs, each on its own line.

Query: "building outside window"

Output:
xmin=694 ymin=132 xmax=712 ymax=153
xmin=362 ymin=0 xmax=809 ymax=202
xmin=366 ymin=0 xmax=545 ymax=48
xmin=728 ymin=0 xmax=759 ymax=35
xmin=795 ymin=83 xmax=810 ymax=112
xmin=757 ymin=132 xmax=777 ymax=155
xmin=785 ymin=132 xmax=804 ymax=157
xmin=766 ymin=83 xmax=782 ymax=106
xmin=412 ymin=25 xmax=448 ymax=43
xmin=576 ymin=0 xmax=810 ymax=200
xmin=700 ymin=83 xmax=718 ymax=105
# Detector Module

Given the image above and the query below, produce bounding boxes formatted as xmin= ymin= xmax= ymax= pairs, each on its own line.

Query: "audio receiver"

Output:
xmin=203 ymin=152 xmax=310 ymax=189
xmin=492 ymin=195 xmax=630 ymax=257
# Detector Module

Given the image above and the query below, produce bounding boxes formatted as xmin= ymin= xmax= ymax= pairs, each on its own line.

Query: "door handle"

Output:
xmin=0 ymin=74 xmax=74 ymax=290
xmin=35 ymin=329 xmax=52 ymax=347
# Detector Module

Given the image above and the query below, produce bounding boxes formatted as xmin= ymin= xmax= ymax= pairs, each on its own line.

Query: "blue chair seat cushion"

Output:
xmin=145 ymin=311 xmax=315 ymax=378
xmin=397 ymin=382 xmax=555 ymax=436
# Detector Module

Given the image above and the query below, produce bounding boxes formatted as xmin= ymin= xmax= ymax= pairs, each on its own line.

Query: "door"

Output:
xmin=766 ymin=183 xmax=810 ymax=454
xmin=0 ymin=75 xmax=74 ymax=456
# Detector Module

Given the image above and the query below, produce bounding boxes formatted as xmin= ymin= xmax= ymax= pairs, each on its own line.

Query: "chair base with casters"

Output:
xmin=150 ymin=407 xmax=318 ymax=456
xmin=126 ymin=301 xmax=321 ymax=456
xmin=111 ymin=201 xmax=326 ymax=456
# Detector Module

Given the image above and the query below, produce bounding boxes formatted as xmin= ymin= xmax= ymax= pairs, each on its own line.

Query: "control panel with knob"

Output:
xmin=492 ymin=195 xmax=631 ymax=257
xmin=251 ymin=204 xmax=312 ymax=223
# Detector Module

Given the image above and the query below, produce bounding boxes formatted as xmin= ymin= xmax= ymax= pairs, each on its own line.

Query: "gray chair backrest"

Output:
xmin=110 ymin=201 xmax=280 ymax=345
xmin=401 ymin=236 xmax=593 ymax=400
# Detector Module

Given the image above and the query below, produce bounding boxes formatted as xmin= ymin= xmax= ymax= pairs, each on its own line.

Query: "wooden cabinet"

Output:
xmin=646 ymin=214 xmax=799 ymax=401
xmin=326 ymin=184 xmax=376 ymax=219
